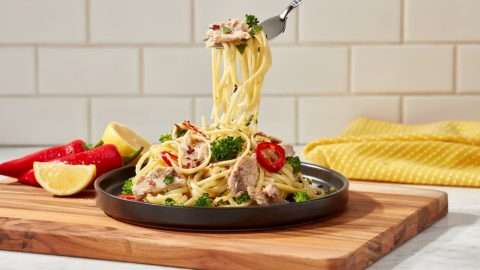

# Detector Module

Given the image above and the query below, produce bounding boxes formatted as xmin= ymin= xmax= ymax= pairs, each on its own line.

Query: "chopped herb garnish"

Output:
xmin=222 ymin=25 xmax=232 ymax=34
xmin=159 ymin=133 xmax=172 ymax=143
xmin=163 ymin=175 xmax=174 ymax=185
xmin=194 ymin=193 xmax=212 ymax=207
xmin=236 ymin=43 xmax=247 ymax=54
xmin=211 ymin=136 xmax=244 ymax=162
xmin=233 ymin=193 xmax=250 ymax=204
xmin=287 ymin=156 xmax=301 ymax=174
xmin=245 ymin=14 xmax=263 ymax=36
xmin=176 ymin=128 xmax=187 ymax=138
xmin=121 ymin=178 xmax=134 ymax=195
xmin=165 ymin=198 xmax=176 ymax=206
xmin=246 ymin=14 xmax=260 ymax=28
xmin=294 ymin=192 xmax=309 ymax=203
xmin=245 ymin=115 xmax=255 ymax=126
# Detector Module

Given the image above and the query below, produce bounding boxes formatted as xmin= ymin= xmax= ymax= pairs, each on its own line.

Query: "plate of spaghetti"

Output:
xmin=95 ymin=15 xmax=349 ymax=230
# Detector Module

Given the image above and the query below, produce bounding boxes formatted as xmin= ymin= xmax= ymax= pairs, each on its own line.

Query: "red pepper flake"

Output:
xmin=210 ymin=24 xmax=220 ymax=30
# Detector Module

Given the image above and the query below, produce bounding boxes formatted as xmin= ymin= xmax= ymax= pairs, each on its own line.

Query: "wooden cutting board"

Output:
xmin=0 ymin=181 xmax=447 ymax=270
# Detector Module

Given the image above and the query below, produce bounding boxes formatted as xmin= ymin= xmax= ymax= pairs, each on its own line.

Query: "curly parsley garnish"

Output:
xmin=245 ymin=14 xmax=263 ymax=36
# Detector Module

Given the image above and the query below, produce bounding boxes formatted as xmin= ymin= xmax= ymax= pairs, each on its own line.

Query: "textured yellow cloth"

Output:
xmin=304 ymin=118 xmax=480 ymax=187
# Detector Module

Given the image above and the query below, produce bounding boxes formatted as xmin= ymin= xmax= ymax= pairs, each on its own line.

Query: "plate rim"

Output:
xmin=94 ymin=162 xmax=349 ymax=210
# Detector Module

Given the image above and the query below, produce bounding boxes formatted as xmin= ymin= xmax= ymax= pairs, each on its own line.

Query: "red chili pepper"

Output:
xmin=161 ymin=151 xmax=178 ymax=166
xmin=118 ymin=194 xmax=136 ymax=200
xmin=256 ymin=142 xmax=286 ymax=173
xmin=0 ymin=139 xmax=87 ymax=178
xmin=18 ymin=144 xmax=123 ymax=187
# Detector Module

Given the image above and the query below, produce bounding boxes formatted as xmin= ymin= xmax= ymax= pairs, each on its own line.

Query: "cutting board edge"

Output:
xmin=356 ymin=190 xmax=448 ymax=269
xmin=0 ymin=217 xmax=350 ymax=270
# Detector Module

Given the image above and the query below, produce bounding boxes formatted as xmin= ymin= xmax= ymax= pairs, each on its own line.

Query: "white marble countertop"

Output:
xmin=0 ymin=147 xmax=479 ymax=270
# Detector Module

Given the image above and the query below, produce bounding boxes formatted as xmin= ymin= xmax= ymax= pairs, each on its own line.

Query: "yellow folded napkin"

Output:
xmin=304 ymin=118 xmax=480 ymax=187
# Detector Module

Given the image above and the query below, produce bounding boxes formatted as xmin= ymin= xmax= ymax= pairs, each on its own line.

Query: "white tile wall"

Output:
xmin=406 ymin=0 xmax=480 ymax=42
xmin=39 ymin=48 xmax=139 ymax=95
xmin=300 ymin=0 xmax=401 ymax=43
xmin=298 ymin=97 xmax=400 ymax=143
xmin=404 ymin=96 xmax=480 ymax=123
xmin=0 ymin=48 xmax=35 ymax=95
xmin=90 ymin=0 xmax=191 ymax=44
xmin=194 ymin=97 xmax=296 ymax=144
xmin=0 ymin=0 xmax=85 ymax=43
xmin=0 ymin=1 xmax=478 ymax=146
xmin=144 ymin=48 xmax=211 ymax=95
xmin=264 ymin=47 xmax=348 ymax=94
xmin=458 ymin=46 xmax=480 ymax=93
xmin=91 ymin=98 xmax=192 ymax=142
xmin=0 ymin=98 xmax=88 ymax=145
xmin=195 ymin=0 xmax=295 ymax=44
xmin=352 ymin=46 xmax=453 ymax=93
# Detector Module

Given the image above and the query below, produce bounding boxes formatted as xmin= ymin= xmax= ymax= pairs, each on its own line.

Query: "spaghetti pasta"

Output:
xmin=128 ymin=15 xmax=330 ymax=207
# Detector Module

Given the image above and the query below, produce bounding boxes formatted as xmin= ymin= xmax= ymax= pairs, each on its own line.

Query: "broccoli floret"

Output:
xmin=287 ymin=156 xmax=301 ymax=174
xmin=233 ymin=193 xmax=251 ymax=204
xmin=293 ymin=192 xmax=309 ymax=203
xmin=121 ymin=178 xmax=134 ymax=195
xmin=159 ymin=133 xmax=172 ymax=143
xmin=194 ymin=193 xmax=212 ymax=207
xmin=211 ymin=136 xmax=244 ymax=162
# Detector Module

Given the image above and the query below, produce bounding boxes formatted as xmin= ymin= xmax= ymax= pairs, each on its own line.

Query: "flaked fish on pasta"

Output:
xmin=120 ymin=15 xmax=334 ymax=207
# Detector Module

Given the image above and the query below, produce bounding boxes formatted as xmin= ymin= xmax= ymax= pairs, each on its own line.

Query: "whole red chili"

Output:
xmin=256 ymin=142 xmax=286 ymax=173
xmin=0 ymin=139 xmax=87 ymax=178
xmin=19 ymin=144 xmax=123 ymax=187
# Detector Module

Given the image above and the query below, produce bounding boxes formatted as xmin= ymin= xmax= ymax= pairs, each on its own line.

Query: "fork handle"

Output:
xmin=279 ymin=0 xmax=303 ymax=20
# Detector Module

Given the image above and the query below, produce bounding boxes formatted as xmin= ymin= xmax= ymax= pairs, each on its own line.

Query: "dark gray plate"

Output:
xmin=95 ymin=163 xmax=349 ymax=231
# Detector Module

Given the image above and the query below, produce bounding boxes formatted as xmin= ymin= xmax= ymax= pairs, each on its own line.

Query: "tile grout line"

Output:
xmin=452 ymin=45 xmax=458 ymax=93
xmin=86 ymin=97 xmax=92 ymax=142
xmin=1 ymin=92 xmax=480 ymax=99
xmin=34 ymin=46 xmax=39 ymax=95
xmin=400 ymin=0 xmax=405 ymax=43
xmin=190 ymin=0 xmax=196 ymax=44
xmin=85 ymin=0 xmax=91 ymax=43
xmin=399 ymin=96 xmax=404 ymax=123
xmin=294 ymin=96 xmax=299 ymax=145
xmin=2 ymin=41 xmax=480 ymax=48
xmin=139 ymin=48 xmax=144 ymax=95
xmin=191 ymin=97 xmax=197 ymax=123
xmin=295 ymin=5 xmax=300 ymax=44
xmin=347 ymin=46 xmax=352 ymax=93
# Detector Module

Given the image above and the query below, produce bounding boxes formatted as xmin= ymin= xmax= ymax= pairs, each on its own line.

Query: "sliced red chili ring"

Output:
xmin=255 ymin=142 xmax=286 ymax=173
xmin=118 ymin=194 xmax=136 ymax=200
xmin=161 ymin=151 xmax=178 ymax=166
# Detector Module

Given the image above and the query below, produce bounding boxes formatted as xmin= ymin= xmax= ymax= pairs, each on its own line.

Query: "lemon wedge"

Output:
xmin=101 ymin=122 xmax=150 ymax=157
xmin=34 ymin=162 xmax=96 ymax=196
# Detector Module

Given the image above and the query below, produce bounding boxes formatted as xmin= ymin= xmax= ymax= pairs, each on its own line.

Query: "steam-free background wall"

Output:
xmin=0 ymin=0 xmax=479 ymax=146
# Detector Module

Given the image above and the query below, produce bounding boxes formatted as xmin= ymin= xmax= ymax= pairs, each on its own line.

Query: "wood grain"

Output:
xmin=0 ymin=181 xmax=447 ymax=270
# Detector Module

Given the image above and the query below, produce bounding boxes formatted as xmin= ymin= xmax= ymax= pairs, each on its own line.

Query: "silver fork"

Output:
xmin=260 ymin=0 xmax=303 ymax=40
